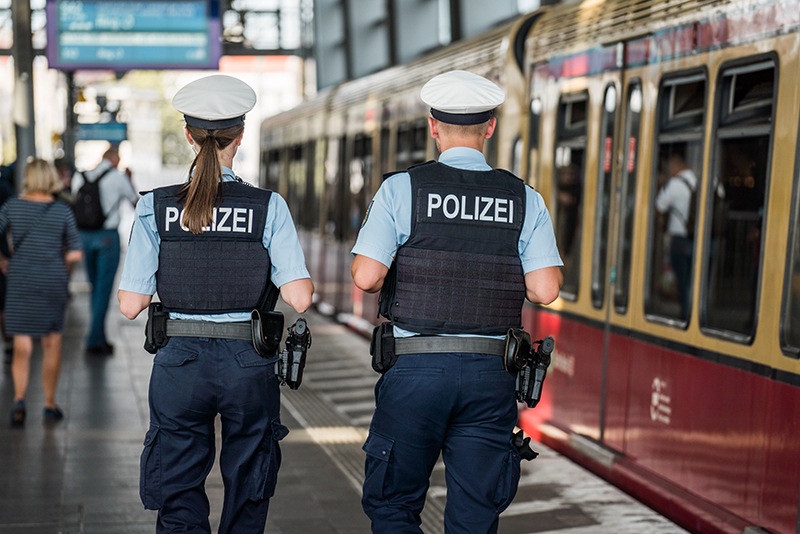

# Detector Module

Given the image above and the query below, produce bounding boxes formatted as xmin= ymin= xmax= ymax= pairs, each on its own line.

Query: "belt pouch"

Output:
xmin=370 ymin=322 xmax=396 ymax=373
xmin=251 ymin=310 xmax=284 ymax=356
xmin=504 ymin=328 xmax=531 ymax=373
xmin=144 ymin=302 xmax=169 ymax=354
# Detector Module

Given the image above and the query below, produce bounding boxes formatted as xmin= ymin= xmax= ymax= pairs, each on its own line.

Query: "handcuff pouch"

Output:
xmin=251 ymin=309 xmax=284 ymax=356
xmin=370 ymin=322 xmax=397 ymax=373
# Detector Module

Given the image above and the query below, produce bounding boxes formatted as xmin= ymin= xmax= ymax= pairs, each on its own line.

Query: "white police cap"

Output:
xmin=420 ymin=70 xmax=505 ymax=125
xmin=173 ymin=75 xmax=256 ymax=130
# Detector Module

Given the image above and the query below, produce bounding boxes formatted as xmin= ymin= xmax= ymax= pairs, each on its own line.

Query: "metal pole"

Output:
xmin=11 ymin=0 xmax=35 ymax=189
xmin=64 ymin=72 xmax=77 ymax=168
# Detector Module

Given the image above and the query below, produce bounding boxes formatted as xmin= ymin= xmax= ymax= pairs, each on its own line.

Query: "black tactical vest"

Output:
xmin=153 ymin=181 xmax=274 ymax=313
xmin=381 ymin=162 xmax=527 ymax=335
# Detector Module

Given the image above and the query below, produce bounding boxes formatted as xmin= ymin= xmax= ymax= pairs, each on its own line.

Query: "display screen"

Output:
xmin=46 ymin=0 xmax=221 ymax=70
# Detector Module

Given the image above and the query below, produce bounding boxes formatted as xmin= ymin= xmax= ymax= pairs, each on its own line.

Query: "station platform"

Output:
xmin=0 ymin=265 xmax=688 ymax=533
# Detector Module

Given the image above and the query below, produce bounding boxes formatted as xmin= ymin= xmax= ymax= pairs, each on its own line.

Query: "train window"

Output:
xmin=784 ymin=172 xmax=800 ymax=356
xmin=265 ymin=149 xmax=281 ymax=191
xmin=528 ymin=97 xmax=542 ymax=185
xmin=323 ymin=137 xmax=341 ymax=238
xmin=554 ymin=92 xmax=588 ymax=300
xmin=411 ymin=119 xmax=428 ymax=165
xmin=348 ymin=134 xmax=373 ymax=240
xmin=614 ymin=82 xmax=642 ymax=313
xmin=591 ymin=85 xmax=617 ymax=309
xmin=380 ymin=127 xmax=391 ymax=176
xmin=511 ymin=136 xmax=523 ymax=177
xmin=702 ymin=59 xmax=776 ymax=341
xmin=396 ymin=123 xmax=412 ymax=170
xmin=305 ymin=140 xmax=321 ymax=231
xmin=646 ymin=72 xmax=706 ymax=325
xmin=288 ymin=144 xmax=306 ymax=227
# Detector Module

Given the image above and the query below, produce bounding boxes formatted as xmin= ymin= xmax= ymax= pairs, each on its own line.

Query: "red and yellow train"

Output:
xmin=260 ymin=1 xmax=800 ymax=531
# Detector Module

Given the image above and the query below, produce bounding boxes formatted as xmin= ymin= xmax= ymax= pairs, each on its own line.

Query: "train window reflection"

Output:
xmin=703 ymin=60 xmax=775 ymax=341
xmin=348 ymin=134 xmax=373 ymax=240
xmin=555 ymin=92 xmax=588 ymax=300
xmin=288 ymin=145 xmax=306 ymax=227
xmin=591 ymin=84 xmax=616 ymax=309
xmin=528 ymin=96 xmax=542 ymax=185
xmin=647 ymin=73 xmax=706 ymax=325
xmin=614 ymin=82 xmax=642 ymax=313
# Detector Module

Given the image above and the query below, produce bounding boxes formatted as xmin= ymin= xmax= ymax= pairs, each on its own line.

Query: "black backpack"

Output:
xmin=73 ymin=168 xmax=112 ymax=230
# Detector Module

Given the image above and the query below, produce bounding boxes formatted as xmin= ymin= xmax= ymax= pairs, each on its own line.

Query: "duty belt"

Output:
xmin=394 ymin=336 xmax=505 ymax=356
xmin=166 ymin=320 xmax=251 ymax=340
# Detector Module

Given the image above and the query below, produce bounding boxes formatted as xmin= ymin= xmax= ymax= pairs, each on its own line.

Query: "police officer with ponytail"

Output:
xmin=352 ymin=70 xmax=563 ymax=533
xmin=118 ymin=75 xmax=313 ymax=533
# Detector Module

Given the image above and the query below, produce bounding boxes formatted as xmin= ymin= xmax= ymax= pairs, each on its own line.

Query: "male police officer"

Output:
xmin=351 ymin=70 xmax=563 ymax=533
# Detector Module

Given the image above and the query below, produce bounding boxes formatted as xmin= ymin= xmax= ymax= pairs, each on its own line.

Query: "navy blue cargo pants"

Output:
xmin=140 ymin=337 xmax=288 ymax=533
xmin=361 ymin=352 xmax=522 ymax=533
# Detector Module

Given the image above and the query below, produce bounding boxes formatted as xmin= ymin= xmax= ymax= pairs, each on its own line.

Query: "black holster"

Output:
xmin=251 ymin=309 xmax=284 ymax=356
xmin=370 ymin=322 xmax=397 ymax=373
xmin=144 ymin=302 xmax=169 ymax=354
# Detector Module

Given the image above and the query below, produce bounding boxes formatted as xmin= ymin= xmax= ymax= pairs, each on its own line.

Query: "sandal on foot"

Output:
xmin=43 ymin=406 xmax=64 ymax=422
xmin=10 ymin=400 xmax=25 ymax=427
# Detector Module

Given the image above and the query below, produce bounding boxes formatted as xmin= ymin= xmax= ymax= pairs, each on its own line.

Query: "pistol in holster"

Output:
xmin=273 ymin=317 xmax=312 ymax=389
xmin=370 ymin=322 xmax=397 ymax=373
xmin=504 ymin=328 xmax=555 ymax=409
xmin=144 ymin=302 xmax=169 ymax=354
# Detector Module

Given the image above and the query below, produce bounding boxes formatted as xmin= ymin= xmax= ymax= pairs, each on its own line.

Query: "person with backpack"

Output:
xmin=656 ymin=151 xmax=697 ymax=321
xmin=71 ymin=146 xmax=139 ymax=355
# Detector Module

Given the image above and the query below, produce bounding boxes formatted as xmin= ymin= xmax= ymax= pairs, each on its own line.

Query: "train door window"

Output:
xmin=348 ymin=134 xmax=373 ymax=240
xmin=288 ymin=144 xmax=306 ymax=227
xmin=554 ymin=92 xmax=588 ymax=300
xmin=511 ymin=135 xmax=523 ymax=177
xmin=380 ymin=126 xmax=391 ymax=176
xmin=323 ymin=137 xmax=341 ymax=238
xmin=265 ymin=149 xmax=281 ymax=191
xmin=528 ymin=97 xmax=542 ymax=185
xmin=646 ymin=72 xmax=706 ymax=325
xmin=396 ymin=123 xmax=412 ymax=170
xmin=784 ymin=163 xmax=800 ymax=356
xmin=591 ymin=84 xmax=617 ymax=309
xmin=614 ymin=82 xmax=642 ymax=313
xmin=703 ymin=59 xmax=775 ymax=340
xmin=410 ymin=119 xmax=429 ymax=165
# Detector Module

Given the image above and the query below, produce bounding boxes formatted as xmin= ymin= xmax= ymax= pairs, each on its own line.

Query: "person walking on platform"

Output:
xmin=72 ymin=145 xmax=138 ymax=355
xmin=351 ymin=70 xmax=563 ymax=533
xmin=1 ymin=159 xmax=83 ymax=426
xmin=117 ymin=75 xmax=313 ymax=534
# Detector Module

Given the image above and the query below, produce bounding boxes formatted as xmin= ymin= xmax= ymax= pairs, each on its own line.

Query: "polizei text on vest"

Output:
xmin=426 ymin=193 xmax=515 ymax=224
xmin=164 ymin=207 xmax=255 ymax=233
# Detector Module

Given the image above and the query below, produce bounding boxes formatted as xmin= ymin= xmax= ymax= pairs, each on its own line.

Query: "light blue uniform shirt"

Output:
xmin=119 ymin=167 xmax=310 ymax=322
xmin=351 ymin=147 xmax=563 ymax=337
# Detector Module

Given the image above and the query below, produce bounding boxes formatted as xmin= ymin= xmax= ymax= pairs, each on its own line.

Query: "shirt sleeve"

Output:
xmin=519 ymin=186 xmax=564 ymax=274
xmin=263 ymin=193 xmax=310 ymax=287
xmin=118 ymin=193 xmax=160 ymax=295
xmin=350 ymin=173 xmax=411 ymax=267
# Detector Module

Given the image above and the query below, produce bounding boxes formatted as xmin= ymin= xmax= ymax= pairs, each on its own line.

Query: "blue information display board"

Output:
xmin=46 ymin=0 xmax=221 ymax=70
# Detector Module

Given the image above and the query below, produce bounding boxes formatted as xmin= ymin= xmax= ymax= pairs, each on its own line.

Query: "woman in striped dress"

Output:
xmin=0 ymin=159 xmax=82 ymax=426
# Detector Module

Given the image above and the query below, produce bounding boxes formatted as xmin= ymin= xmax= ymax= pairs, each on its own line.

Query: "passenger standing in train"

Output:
xmin=655 ymin=152 xmax=697 ymax=321
xmin=351 ymin=70 xmax=563 ymax=533
xmin=1 ymin=159 xmax=83 ymax=426
xmin=117 ymin=75 xmax=313 ymax=534
xmin=72 ymin=145 xmax=139 ymax=356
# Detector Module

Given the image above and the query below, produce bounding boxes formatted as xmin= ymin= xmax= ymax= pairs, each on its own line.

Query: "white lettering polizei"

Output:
xmin=426 ymin=193 xmax=514 ymax=223
xmin=165 ymin=206 xmax=254 ymax=233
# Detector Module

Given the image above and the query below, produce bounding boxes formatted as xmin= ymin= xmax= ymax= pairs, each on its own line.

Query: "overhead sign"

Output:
xmin=45 ymin=0 xmax=221 ymax=70
xmin=76 ymin=122 xmax=128 ymax=142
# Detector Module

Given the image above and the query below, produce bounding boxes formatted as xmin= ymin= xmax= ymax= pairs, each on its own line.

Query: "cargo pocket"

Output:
xmin=362 ymin=432 xmax=395 ymax=502
xmin=139 ymin=425 xmax=162 ymax=510
xmin=249 ymin=418 xmax=290 ymax=501
xmin=494 ymin=445 xmax=522 ymax=514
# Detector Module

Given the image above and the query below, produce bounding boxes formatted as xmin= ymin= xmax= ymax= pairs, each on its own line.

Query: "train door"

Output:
xmin=598 ymin=78 xmax=643 ymax=452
